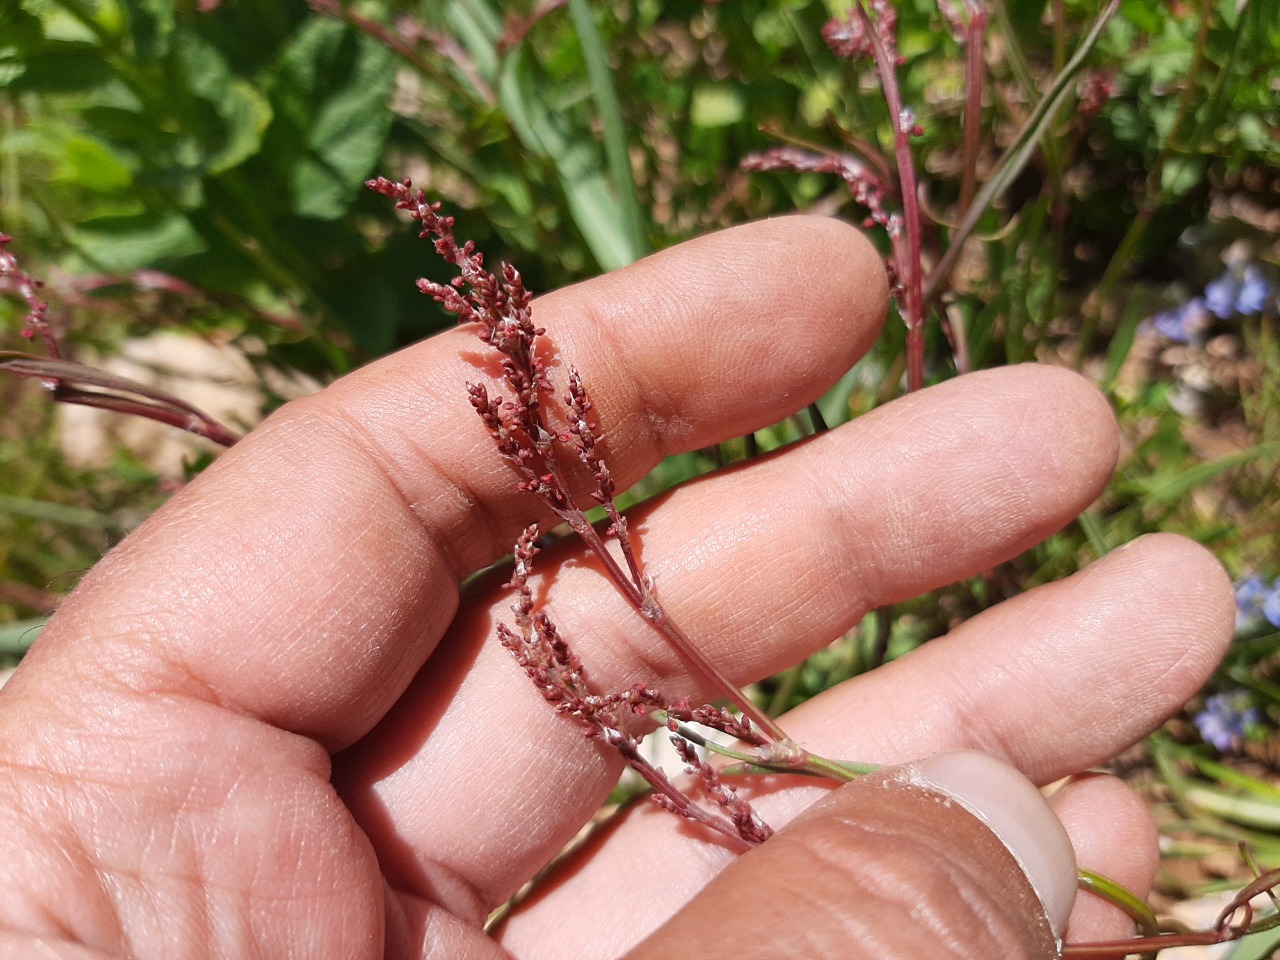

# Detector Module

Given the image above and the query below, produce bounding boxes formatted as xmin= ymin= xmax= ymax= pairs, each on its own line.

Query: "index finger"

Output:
xmin=7 ymin=216 xmax=887 ymax=750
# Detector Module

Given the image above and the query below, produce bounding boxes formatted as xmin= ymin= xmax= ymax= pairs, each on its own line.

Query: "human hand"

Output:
xmin=0 ymin=217 xmax=1233 ymax=959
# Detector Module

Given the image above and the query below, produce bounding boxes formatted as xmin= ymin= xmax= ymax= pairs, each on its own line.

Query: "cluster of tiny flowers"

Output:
xmin=1194 ymin=689 xmax=1262 ymax=754
xmin=740 ymin=147 xmax=900 ymax=235
xmin=1235 ymin=574 xmax=1280 ymax=632
xmin=1149 ymin=262 xmax=1275 ymax=344
xmin=821 ymin=0 xmax=901 ymax=64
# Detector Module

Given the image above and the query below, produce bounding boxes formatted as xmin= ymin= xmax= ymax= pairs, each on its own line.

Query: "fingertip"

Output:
xmin=1050 ymin=773 xmax=1160 ymax=944
xmin=1103 ymin=533 xmax=1236 ymax=682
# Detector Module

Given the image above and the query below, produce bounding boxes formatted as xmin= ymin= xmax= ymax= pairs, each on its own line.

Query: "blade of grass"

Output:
xmin=922 ymin=0 xmax=1120 ymax=308
xmin=566 ymin=0 xmax=648 ymax=263
xmin=1134 ymin=443 xmax=1280 ymax=508
xmin=0 ymin=493 xmax=128 ymax=532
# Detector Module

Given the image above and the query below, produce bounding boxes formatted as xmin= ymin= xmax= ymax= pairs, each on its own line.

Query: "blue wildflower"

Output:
xmin=1264 ymin=586 xmax=1280 ymax=630
xmin=1204 ymin=270 xmax=1240 ymax=320
xmin=1194 ymin=689 xmax=1261 ymax=753
xmin=1151 ymin=296 xmax=1212 ymax=343
xmin=1235 ymin=575 xmax=1280 ymax=632
xmin=1236 ymin=265 xmax=1273 ymax=316
xmin=1236 ymin=574 xmax=1269 ymax=630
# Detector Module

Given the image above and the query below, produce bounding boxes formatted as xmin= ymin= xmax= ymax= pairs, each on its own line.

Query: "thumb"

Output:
xmin=625 ymin=750 xmax=1077 ymax=960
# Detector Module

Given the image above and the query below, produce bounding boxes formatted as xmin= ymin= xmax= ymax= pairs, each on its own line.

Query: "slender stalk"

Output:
xmin=855 ymin=2 xmax=926 ymax=392
xmin=957 ymin=5 xmax=989 ymax=216
xmin=555 ymin=507 xmax=761 ymax=735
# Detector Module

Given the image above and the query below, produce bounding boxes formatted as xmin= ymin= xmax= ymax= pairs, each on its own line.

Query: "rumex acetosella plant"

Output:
xmin=742 ymin=0 xmax=1119 ymax=393
xmin=370 ymin=173 xmax=1280 ymax=956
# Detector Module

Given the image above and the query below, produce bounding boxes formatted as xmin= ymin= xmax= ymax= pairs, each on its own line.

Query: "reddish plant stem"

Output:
xmin=855 ymin=1 xmax=926 ymax=392
xmin=556 ymin=506 xmax=786 ymax=743
xmin=957 ymin=3 xmax=989 ymax=216
xmin=0 ymin=352 xmax=241 ymax=447
xmin=607 ymin=729 xmax=754 ymax=852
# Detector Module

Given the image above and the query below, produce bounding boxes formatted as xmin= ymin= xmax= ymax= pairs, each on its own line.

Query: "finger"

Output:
xmin=775 ymin=532 xmax=1234 ymax=780
xmin=1050 ymin=774 xmax=1159 ymax=943
xmin=624 ymin=753 xmax=1073 ymax=960
xmin=6 ymin=216 xmax=884 ymax=750
xmin=495 ymin=533 xmax=1229 ymax=954
xmin=338 ymin=364 xmax=1119 ymax=916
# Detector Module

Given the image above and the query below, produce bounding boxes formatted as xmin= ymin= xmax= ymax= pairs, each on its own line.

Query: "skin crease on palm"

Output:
xmin=0 ymin=216 xmax=1235 ymax=960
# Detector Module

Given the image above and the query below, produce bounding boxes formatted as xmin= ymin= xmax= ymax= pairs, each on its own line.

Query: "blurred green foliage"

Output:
xmin=2 ymin=3 xmax=1279 ymax=896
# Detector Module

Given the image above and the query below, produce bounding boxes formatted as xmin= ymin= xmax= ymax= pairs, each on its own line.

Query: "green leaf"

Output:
xmin=269 ymin=19 xmax=396 ymax=220
xmin=175 ymin=31 xmax=272 ymax=175
xmin=0 ymin=40 xmax=114 ymax=92
xmin=499 ymin=47 xmax=643 ymax=271
xmin=121 ymin=0 xmax=177 ymax=62
xmin=0 ymin=493 xmax=127 ymax=531
xmin=68 ymin=211 xmax=205 ymax=272
xmin=1131 ymin=442 xmax=1280 ymax=507
xmin=1226 ymin=927 xmax=1280 ymax=960
xmin=1160 ymin=155 xmax=1205 ymax=196
xmin=56 ymin=132 xmax=134 ymax=192
xmin=925 ymin=0 xmax=1122 ymax=304
xmin=1184 ymin=786 xmax=1280 ymax=830
xmin=443 ymin=0 xmax=503 ymax=85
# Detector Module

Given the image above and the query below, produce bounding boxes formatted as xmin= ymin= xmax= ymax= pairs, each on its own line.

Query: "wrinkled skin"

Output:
xmin=0 ymin=217 xmax=1232 ymax=959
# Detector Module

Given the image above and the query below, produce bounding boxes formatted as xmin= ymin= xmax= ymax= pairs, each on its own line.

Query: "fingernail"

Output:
xmin=905 ymin=750 xmax=1077 ymax=938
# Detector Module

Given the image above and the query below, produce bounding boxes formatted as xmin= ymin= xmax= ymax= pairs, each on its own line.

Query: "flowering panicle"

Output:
xmin=740 ymin=147 xmax=900 ymax=236
xmin=499 ymin=523 xmax=774 ymax=849
xmin=822 ymin=0 xmax=900 ymax=65
xmin=368 ymin=176 xmax=577 ymax=515
xmin=373 ymin=177 xmax=794 ymax=850
xmin=0 ymin=233 xmax=58 ymax=358
xmin=372 ymin=175 xmax=791 ymax=744
xmin=1075 ymin=70 xmax=1115 ymax=129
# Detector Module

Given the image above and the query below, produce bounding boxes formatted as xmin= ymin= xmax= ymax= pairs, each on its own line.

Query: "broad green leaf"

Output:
xmin=269 ymin=19 xmax=396 ymax=220
xmin=1160 ymin=156 xmax=1205 ymax=196
xmin=0 ymin=40 xmax=114 ymax=93
xmin=120 ymin=0 xmax=176 ymax=62
xmin=68 ymin=211 xmax=205 ymax=272
xmin=175 ymin=31 xmax=272 ymax=176
xmin=56 ymin=132 xmax=134 ymax=192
